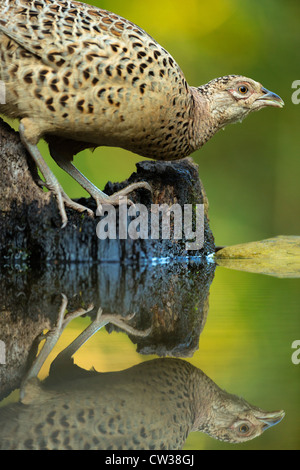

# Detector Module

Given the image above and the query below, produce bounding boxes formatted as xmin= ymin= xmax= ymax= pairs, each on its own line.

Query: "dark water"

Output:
xmin=0 ymin=261 xmax=299 ymax=450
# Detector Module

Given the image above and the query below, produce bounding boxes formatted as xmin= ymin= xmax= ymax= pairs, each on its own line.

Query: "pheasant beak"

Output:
xmin=257 ymin=87 xmax=285 ymax=108
xmin=258 ymin=410 xmax=285 ymax=430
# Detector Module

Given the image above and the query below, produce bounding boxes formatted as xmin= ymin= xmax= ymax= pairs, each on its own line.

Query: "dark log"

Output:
xmin=0 ymin=117 xmax=215 ymax=265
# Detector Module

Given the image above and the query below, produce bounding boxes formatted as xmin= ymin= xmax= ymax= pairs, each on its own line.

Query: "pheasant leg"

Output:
xmin=51 ymin=148 xmax=152 ymax=210
xmin=20 ymin=300 xmax=151 ymax=398
xmin=19 ymin=122 xmax=94 ymax=228
xmin=51 ymin=308 xmax=151 ymax=370
xmin=20 ymin=295 xmax=94 ymax=399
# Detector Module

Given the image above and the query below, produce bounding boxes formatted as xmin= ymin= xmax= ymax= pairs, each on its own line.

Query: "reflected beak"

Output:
xmin=257 ymin=87 xmax=285 ymax=108
xmin=258 ymin=410 xmax=285 ymax=430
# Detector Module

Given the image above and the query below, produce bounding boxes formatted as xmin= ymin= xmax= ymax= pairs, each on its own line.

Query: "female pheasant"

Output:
xmin=0 ymin=0 xmax=284 ymax=226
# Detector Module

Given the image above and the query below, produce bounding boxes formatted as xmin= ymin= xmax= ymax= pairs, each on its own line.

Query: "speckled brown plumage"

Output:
xmin=0 ymin=0 xmax=284 ymax=226
xmin=0 ymin=0 xmax=194 ymax=158
xmin=0 ymin=358 xmax=285 ymax=450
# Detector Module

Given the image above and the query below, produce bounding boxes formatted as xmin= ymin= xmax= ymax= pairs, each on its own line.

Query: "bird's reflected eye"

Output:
xmin=238 ymin=86 xmax=249 ymax=95
xmin=239 ymin=424 xmax=250 ymax=433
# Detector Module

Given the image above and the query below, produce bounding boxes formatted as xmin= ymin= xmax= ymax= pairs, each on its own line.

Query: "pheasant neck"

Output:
xmin=188 ymin=86 xmax=223 ymax=152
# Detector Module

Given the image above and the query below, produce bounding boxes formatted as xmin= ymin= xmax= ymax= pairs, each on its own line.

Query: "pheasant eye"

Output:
xmin=239 ymin=424 xmax=250 ymax=433
xmin=238 ymin=86 xmax=249 ymax=94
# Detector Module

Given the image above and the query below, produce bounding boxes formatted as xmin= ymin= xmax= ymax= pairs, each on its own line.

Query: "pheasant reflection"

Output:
xmin=0 ymin=299 xmax=284 ymax=450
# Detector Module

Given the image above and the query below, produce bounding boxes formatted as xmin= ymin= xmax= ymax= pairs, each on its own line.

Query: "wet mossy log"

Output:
xmin=0 ymin=118 xmax=215 ymax=264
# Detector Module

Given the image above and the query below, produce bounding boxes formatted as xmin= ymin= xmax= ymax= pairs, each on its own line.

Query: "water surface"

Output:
xmin=0 ymin=261 xmax=299 ymax=450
